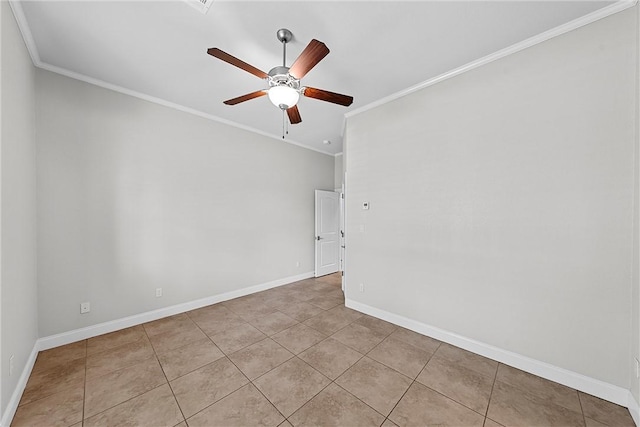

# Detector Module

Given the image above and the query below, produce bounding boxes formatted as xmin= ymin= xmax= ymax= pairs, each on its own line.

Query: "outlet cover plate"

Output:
xmin=80 ymin=302 xmax=90 ymax=314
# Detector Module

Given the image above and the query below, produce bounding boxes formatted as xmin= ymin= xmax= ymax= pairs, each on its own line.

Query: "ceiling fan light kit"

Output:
xmin=207 ymin=28 xmax=353 ymax=136
xmin=268 ymin=85 xmax=299 ymax=110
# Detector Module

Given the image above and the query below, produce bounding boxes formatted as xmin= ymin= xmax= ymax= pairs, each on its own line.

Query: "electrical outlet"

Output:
xmin=9 ymin=355 xmax=14 ymax=376
xmin=359 ymin=283 xmax=364 ymax=292
xmin=156 ymin=288 xmax=163 ymax=298
xmin=80 ymin=302 xmax=90 ymax=314
xmin=635 ymin=358 xmax=639 ymax=378
xmin=296 ymin=261 xmax=300 ymax=268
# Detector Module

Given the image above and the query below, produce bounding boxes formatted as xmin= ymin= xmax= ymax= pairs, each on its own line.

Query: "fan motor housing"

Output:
xmin=268 ymin=66 xmax=300 ymax=90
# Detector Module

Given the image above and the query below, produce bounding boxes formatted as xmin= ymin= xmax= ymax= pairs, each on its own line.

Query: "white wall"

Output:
xmin=334 ymin=153 xmax=343 ymax=190
xmin=1 ymin=1 xmax=39 ymax=418
xmin=632 ymin=3 xmax=640 ymax=406
xmin=36 ymin=70 xmax=334 ymax=337
xmin=345 ymin=7 xmax=637 ymax=391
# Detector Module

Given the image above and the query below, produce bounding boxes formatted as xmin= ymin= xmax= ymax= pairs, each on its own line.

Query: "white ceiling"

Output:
xmin=14 ymin=0 xmax=618 ymax=155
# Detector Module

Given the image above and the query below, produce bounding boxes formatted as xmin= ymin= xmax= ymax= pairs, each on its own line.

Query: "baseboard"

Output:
xmin=0 ymin=345 xmax=39 ymax=427
xmin=38 ymin=271 xmax=313 ymax=351
xmin=629 ymin=392 xmax=640 ymax=426
xmin=346 ymin=298 xmax=633 ymax=410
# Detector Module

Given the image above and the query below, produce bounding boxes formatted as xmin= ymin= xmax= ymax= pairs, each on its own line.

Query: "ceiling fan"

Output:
xmin=207 ymin=28 xmax=353 ymax=128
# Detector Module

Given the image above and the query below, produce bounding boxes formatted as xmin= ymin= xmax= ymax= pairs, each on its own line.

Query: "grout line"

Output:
xmin=484 ymin=362 xmax=500 ymax=420
xmin=85 ymin=383 xmax=170 ymax=423
xmin=80 ymin=332 xmax=166 ymax=421
xmin=250 ymin=381 xmax=289 ymax=423
xmin=178 ymin=338 xmax=260 ymax=423
xmin=322 ymin=345 xmax=386 ymax=420
xmin=82 ymin=342 xmax=167 ymax=421
xmin=372 ymin=337 xmax=509 ymax=421
xmin=206 ymin=325 xmax=266 ymax=357
xmin=332 ymin=380 xmax=389 ymax=420
xmin=279 ymin=357 xmax=335 ymax=423
xmin=224 ymin=348 xmax=291 ymax=422
xmin=143 ymin=320 xmax=188 ymax=425
xmin=379 ymin=341 xmax=443 ymax=422
xmin=415 ymin=345 xmax=502 ymax=420
xmin=328 ymin=322 xmax=395 ymax=419
xmin=577 ymin=387 xmax=588 ymax=426
xmin=385 ymin=378 xmax=416 ymax=422
xmin=285 ymin=310 xmax=389 ymax=422
xmin=171 ymin=372 xmax=248 ymax=424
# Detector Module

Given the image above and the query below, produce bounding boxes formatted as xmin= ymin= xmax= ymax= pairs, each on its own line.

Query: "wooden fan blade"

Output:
xmin=289 ymin=39 xmax=330 ymax=79
xmin=287 ymin=105 xmax=302 ymax=124
xmin=207 ymin=48 xmax=268 ymax=79
xmin=223 ymin=90 xmax=267 ymax=105
xmin=303 ymin=87 xmax=353 ymax=106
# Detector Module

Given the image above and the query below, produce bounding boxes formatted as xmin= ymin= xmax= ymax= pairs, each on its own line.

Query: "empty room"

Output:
xmin=2 ymin=0 xmax=640 ymax=426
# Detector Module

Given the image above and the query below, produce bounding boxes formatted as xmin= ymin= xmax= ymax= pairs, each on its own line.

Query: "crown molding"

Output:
xmin=344 ymin=0 xmax=638 ymax=121
xmin=7 ymin=1 xmax=335 ymax=157
xmin=10 ymin=0 xmax=635 ymax=158
xmin=8 ymin=0 xmax=40 ymax=65
xmin=39 ymin=62 xmax=335 ymax=156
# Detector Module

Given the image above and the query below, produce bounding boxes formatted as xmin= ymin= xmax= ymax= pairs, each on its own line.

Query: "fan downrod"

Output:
xmin=277 ymin=28 xmax=293 ymax=67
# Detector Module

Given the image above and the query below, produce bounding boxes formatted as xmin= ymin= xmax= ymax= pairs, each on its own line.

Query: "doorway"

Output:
xmin=314 ymin=190 xmax=340 ymax=277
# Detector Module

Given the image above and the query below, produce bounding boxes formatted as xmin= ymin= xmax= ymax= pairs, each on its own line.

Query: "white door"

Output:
xmin=315 ymin=190 xmax=340 ymax=277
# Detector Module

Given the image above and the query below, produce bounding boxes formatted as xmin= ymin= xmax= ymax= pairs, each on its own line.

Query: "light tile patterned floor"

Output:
xmin=11 ymin=273 xmax=636 ymax=426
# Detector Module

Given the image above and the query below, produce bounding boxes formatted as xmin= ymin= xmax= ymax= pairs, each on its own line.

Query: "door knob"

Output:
xmin=316 ymin=236 xmax=323 ymax=241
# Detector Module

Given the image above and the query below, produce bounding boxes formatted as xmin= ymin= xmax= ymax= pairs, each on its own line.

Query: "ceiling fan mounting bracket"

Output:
xmin=276 ymin=28 xmax=293 ymax=44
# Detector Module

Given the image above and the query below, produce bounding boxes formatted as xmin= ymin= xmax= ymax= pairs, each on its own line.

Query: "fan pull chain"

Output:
xmin=282 ymin=110 xmax=285 ymax=139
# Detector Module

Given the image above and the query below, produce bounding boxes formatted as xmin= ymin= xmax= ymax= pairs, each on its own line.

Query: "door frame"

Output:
xmin=314 ymin=189 xmax=341 ymax=277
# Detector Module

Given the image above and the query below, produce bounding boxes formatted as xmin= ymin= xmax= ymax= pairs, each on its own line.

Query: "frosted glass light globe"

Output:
xmin=268 ymin=85 xmax=299 ymax=110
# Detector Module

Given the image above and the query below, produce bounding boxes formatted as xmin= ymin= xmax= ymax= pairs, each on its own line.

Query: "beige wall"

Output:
xmin=345 ymin=7 xmax=637 ymax=390
xmin=36 ymin=69 xmax=334 ymax=337
xmin=1 ymin=1 xmax=39 ymax=417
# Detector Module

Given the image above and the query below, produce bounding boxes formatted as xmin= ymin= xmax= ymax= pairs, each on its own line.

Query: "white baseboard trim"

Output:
xmin=346 ymin=298 xmax=633 ymax=411
xmin=629 ymin=392 xmax=640 ymax=426
xmin=0 ymin=345 xmax=39 ymax=427
xmin=39 ymin=271 xmax=314 ymax=351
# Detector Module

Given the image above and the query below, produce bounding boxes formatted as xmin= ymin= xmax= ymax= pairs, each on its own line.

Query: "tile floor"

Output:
xmin=12 ymin=273 xmax=636 ymax=427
